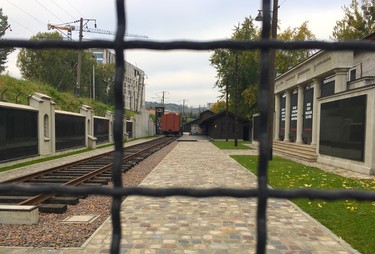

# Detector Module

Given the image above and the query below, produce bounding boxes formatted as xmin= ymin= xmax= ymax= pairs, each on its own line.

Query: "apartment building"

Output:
xmin=91 ymin=48 xmax=146 ymax=112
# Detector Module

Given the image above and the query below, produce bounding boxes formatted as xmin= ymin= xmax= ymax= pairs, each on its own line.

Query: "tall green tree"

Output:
xmin=0 ymin=8 xmax=14 ymax=73
xmin=210 ymin=17 xmax=260 ymax=120
xmin=276 ymin=21 xmax=316 ymax=74
xmin=210 ymin=100 xmax=226 ymax=113
xmin=94 ymin=63 xmax=115 ymax=105
xmin=210 ymin=17 xmax=315 ymax=120
xmin=17 ymin=32 xmax=95 ymax=97
xmin=332 ymin=0 xmax=375 ymax=40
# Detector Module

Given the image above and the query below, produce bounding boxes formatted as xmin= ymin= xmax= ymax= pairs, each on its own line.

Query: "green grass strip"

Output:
xmin=211 ymin=140 xmax=253 ymax=150
xmin=231 ymin=155 xmax=375 ymax=254
xmin=0 ymin=148 xmax=94 ymax=173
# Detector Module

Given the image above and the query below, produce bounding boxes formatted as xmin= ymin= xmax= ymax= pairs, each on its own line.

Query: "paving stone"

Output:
xmin=0 ymin=141 xmax=363 ymax=254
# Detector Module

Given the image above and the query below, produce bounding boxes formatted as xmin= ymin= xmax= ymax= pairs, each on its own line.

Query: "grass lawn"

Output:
xmin=0 ymin=148 xmax=94 ymax=173
xmin=211 ymin=140 xmax=253 ymax=150
xmin=231 ymin=155 xmax=375 ymax=254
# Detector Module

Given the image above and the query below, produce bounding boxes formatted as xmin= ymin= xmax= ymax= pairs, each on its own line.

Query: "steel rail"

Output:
xmin=2 ymin=137 xmax=168 ymax=184
xmin=2 ymin=151 xmax=115 ymax=184
xmin=17 ymin=137 xmax=176 ymax=206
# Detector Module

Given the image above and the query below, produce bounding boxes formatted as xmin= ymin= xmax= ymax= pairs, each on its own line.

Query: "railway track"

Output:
xmin=0 ymin=136 xmax=177 ymax=213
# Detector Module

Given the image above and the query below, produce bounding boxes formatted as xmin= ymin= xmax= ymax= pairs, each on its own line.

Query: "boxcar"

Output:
xmin=161 ymin=113 xmax=180 ymax=136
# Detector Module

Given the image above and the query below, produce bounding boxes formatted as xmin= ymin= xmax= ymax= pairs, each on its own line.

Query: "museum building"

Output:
xmin=272 ymin=33 xmax=375 ymax=175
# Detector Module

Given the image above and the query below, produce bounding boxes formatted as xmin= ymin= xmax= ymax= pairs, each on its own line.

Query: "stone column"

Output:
xmin=311 ymin=78 xmax=321 ymax=146
xmin=296 ymin=85 xmax=304 ymax=144
xmin=80 ymin=105 xmax=97 ymax=149
xmin=274 ymin=93 xmax=281 ymax=141
xmin=29 ymin=92 xmax=56 ymax=155
xmin=284 ymin=90 xmax=291 ymax=142
xmin=334 ymin=68 xmax=349 ymax=93
xmin=105 ymin=111 xmax=114 ymax=143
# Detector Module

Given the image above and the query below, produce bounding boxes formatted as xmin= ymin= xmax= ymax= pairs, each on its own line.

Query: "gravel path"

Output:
xmin=0 ymin=141 xmax=177 ymax=248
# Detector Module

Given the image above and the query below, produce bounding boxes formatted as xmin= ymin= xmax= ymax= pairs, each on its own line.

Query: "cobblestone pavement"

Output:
xmin=0 ymin=141 xmax=362 ymax=253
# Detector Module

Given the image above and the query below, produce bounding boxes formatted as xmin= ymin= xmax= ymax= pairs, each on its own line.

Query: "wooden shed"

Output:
xmin=200 ymin=111 xmax=251 ymax=140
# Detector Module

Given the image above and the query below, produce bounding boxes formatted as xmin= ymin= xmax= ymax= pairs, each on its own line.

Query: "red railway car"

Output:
xmin=161 ymin=113 xmax=181 ymax=136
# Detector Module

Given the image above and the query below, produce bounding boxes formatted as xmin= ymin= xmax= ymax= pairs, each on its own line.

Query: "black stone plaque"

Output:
xmin=319 ymin=95 xmax=366 ymax=161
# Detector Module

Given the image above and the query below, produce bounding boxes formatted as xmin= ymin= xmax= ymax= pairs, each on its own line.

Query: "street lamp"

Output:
xmin=255 ymin=10 xmax=264 ymax=22
xmin=256 ymin=0 xmax=278 ymax=160
xmin=0 ymin=24 xmax=11 ymax=36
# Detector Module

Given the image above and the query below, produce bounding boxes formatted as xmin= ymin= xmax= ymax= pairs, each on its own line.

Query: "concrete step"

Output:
xmin=273 ymin=143 xmax=316 ymax=156
xmin=273 ymin=141 xmax=317 ymax=162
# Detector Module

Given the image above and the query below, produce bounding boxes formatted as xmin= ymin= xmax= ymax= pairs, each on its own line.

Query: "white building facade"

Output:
xmin=91 ymin=49 xmax=146 ymax=112
xmin=91 ymin=49 xmax=153 ymax=138
xmin=123 ymin=61 xmax=146 ymax=112
xmin=274 ymin=47 xmax=375 ymax=175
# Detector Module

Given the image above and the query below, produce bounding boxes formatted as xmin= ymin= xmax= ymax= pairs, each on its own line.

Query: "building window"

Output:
xmin=93 ymin=52 xmax=104 ymax=64
xmin=320 ymin=76 xmax=335 ymax=97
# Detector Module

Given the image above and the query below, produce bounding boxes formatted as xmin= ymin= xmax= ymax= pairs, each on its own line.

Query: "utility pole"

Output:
xmin=76 ymin=17 xmax=83 ymax=97
xmin=255 ymin=0 xmax=279 ymax=159
xmin=268 ymin=0 xmax=278 ymax=159
xmin=182 ymin=99 xmax=185 ymax=117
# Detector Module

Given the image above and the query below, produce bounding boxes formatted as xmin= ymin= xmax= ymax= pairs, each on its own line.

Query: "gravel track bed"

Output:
xmin=0 ymin=141 xmax=177 ymax=248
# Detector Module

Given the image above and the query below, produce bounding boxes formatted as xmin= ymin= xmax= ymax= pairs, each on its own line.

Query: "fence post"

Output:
xmin=105 ymin=111 xmax=114 ymax=143
xmin=80 ymin=105 xmax=97 ymax=149
xmin=28 ymin=92 xmax=56 ymax=155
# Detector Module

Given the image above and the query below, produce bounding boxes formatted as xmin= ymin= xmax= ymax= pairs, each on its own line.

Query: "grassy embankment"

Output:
xmin=0 ymin=74 xmax=113 ymax=115
xmin=211 ymin=141 xmax=375 ymax=254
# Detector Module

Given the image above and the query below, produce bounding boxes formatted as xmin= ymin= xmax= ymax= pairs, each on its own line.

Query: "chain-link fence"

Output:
xmin=1 ymin=0 xmax=375 ymax=253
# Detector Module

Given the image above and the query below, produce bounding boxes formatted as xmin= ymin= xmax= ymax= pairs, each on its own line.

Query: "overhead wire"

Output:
xmin=63 ymin=0 xmax=86 ymax=18
xmin=33 ymin=0 xmax=65 ymax=23
xmin=5 ymin=0 xmax=45 ymax=26
xmin=5 ymin=0 xmax=83 ymax=40
xmin=49 ymin=0 xmax=76 ymax=20
xmin=7 ymin=17 xmax=36 ymax=36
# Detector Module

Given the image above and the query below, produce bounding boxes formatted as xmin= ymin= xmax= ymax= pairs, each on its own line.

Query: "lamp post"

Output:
xmin=92 ymin=63 xmax=96 ymax=100
xmin=256 ymin=0 xmax=278 ymax=160
xmin=234 ymin=54 xmax=239 ymax=147
xmin=225 ymin=72 xmax=229 ymax=142
xmin=76 ymin=18 xmax=83 ymax=97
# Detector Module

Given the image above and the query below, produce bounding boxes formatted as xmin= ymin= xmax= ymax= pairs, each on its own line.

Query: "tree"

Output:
xmin=210 ymin=17 xmax=260 ymax=120
xmin=0 ymin=9 xmax=14 ymax=73
xmin=276 ymin=22 xmax=316 ymax=74
xmin=210 ymin=17 xmax=315 ymax=120
xmin=95 ymin=63 xmax=115 ymax=105
xmin=17 ymin=32 xmax=96 ymax=97
xmin=210 ymin=100 xmax=226 ymax=113
xmin=332 ymin=0 xmax=375 ymax=40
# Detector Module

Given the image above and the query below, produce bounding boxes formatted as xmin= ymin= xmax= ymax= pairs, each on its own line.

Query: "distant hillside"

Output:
xmin=145 ymin=101 xmax=208 ymax=115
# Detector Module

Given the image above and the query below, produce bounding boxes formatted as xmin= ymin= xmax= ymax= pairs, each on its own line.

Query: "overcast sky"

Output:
xmin=2 ymin=0 xmax=352 ymax=107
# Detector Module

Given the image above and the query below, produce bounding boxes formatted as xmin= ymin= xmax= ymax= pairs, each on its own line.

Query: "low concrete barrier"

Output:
xmin=0 ymin=205 xmax=38 ymax=224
